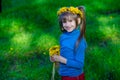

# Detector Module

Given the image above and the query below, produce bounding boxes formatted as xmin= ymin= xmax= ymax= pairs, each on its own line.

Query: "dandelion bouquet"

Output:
xmin=49 ymin=45 xmax=60 ymax=56
xmin=49 ymin=45 xmax=60 ymax=80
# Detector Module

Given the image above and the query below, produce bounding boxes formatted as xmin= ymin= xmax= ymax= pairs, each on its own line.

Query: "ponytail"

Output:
xmin=75 ymin=6 xmax=86 ymax=50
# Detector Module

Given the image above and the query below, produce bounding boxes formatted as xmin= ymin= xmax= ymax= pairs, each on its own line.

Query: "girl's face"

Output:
xmin=62 ymin=17 xmax=76 ymax=32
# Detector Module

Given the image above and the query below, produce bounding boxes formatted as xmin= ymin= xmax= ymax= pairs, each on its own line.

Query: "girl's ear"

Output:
xmin=77 ymin=18 xmax=81 ymax=25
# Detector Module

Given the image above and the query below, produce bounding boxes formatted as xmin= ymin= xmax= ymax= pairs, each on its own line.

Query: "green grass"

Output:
xmin=0 ymin=0 xmax=120 ymax=80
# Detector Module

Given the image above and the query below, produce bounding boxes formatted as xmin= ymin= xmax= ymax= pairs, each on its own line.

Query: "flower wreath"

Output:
xmin=57 ymin=6 xmax=83 ymax=18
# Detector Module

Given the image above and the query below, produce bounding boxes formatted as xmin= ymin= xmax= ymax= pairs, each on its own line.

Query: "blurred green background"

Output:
xmin=0 ymin=0 xmax=120 ymax=80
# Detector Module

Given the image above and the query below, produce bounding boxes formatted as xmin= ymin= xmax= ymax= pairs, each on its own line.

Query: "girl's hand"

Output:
xmin=52 ymin=55 xmax=60 ymax=62
xmin=52 ymin=55 xmax=67 ymax=64
xmin=50 ymin=56 xmax=55 ymax=62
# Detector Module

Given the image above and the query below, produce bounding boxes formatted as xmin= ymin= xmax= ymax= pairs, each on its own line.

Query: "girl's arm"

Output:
xmin=53 ymin=49 xmax=84 ymax=69
xmin=53 ymin=38 xmax=87 ymax=69
xmin=52 ymin=55 xmax=67 ymax=64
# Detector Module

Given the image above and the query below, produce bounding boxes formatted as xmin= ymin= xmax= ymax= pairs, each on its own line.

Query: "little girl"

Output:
xmin=50 ymin=6 xmax=87 ymax=80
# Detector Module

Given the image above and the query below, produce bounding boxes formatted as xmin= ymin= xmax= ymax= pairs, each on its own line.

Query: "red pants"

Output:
xmin=61 ymin=73 xmax=85 ymax=80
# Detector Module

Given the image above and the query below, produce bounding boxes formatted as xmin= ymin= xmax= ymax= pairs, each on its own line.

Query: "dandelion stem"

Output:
xmin=51 ymin=63 xmax=55 ymax=80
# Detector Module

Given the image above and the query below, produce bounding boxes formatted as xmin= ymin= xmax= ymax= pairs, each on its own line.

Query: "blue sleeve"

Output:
xmin=66 ymin=38 xmax=87 ymax=69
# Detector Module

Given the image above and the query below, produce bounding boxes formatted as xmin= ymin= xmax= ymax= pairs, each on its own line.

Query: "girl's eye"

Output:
xmin=62 ymin=20 xmax=66 ymax=23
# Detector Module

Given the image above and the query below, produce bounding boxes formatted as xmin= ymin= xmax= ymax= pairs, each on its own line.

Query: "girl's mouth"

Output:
xmin=66 ymin=27 xmax=71 ymax=30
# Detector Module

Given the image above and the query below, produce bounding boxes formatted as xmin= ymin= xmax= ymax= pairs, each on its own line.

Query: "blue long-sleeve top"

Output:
xmin=59 ymin=29 xmax=87 ymax=77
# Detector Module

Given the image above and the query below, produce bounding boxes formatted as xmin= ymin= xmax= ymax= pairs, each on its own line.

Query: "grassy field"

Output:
xmin=0 ymin=0 xmax=120 ymax=80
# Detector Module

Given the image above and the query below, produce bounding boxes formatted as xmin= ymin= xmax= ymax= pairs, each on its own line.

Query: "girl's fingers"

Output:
xmin=50 ymin=56 xmax=55 ymax=62
xmin=52 ymin=55 xmax=60 ymax=62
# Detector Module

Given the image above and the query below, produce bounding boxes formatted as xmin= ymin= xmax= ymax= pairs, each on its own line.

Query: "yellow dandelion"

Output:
xmin=57 ymin=6 xmax=83 ymax=18
xmin=57 ymin=7 xmax=68 ymax=15
xmin=49 ymin=45 xmax=60 ymax=56
xmin=49 ymin=45 xmax=60 ymax=80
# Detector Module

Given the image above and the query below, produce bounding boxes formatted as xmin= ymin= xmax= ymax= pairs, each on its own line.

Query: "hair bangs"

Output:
xmin=59 ymin=12 xmax=77 ymax=23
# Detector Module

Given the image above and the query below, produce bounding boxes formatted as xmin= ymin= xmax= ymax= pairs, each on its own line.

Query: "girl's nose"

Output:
xmin=65 ymin=21 xmax=70 ymax=27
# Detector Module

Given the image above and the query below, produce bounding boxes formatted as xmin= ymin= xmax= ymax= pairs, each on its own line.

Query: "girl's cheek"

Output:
xmin=63 ymin=24 xmax=66 ymax=27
